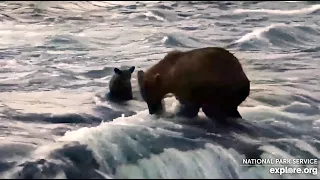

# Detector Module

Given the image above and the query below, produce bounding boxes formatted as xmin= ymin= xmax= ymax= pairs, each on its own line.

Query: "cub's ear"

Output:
xmin=114 ymin=68 xmax=122 ymax=75
xmin=137 ymin=70 xmax=144 ymax=87
xmin=154 ymin=73 xmax=161 ymax=84
xmin=129 ymin=66 xmax=135 ymax=74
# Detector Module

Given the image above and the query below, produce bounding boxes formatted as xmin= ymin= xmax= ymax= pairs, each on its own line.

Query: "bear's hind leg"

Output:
xmin=122 ymin=91 xmax=133 ymax=100
xmin=202 ymin=105 xmax=242 ymax=124
xmin=176 ymin=100 xmax=200 ymax=118
xmin=229 ymin=107 xmax=242 ymax=119
xmin=202 ymin=105 xmax=228 ymax=123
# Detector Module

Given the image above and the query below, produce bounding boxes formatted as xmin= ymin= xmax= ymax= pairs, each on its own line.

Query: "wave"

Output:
xmin=0 ymin=96 xmax=138 ymax=125
xmin=9 ymin=112 xmax=103 ymax=124
xmin=144 ymin=11 xmax=165 ymax=21
xmin=231 ymin=23 xmax=320 ymax=51
xmin=1 ymin=141 xmax=104 ymax=179
xmin=128 ymin=9 xmax=182 ymax=23
xmin=80 ymin=67 xmax=114 ymax=79
xmin=161 ymin=34 xmax=208 ymax=48
xmin=235 ymin=23 xmax=284 ymax=44
xmin=233 ymin=4 xmax=320 ymax=15
xmin=2 ymin=96 xmax=319 ymax=178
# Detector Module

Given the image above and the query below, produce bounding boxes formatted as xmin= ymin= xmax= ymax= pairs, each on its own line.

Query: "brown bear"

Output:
xmin=137 ymin=47 xmax=250 ymax=122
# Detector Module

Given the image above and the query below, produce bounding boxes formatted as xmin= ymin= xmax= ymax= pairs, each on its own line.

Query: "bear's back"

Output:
xmin=144 ymin=50 xmax=182 ymax=80
xmin=171 ymin=47 xmax=249 ymax=87
xmin=152 ymin=47 xmax=250 ymax=106
xmin=109 ymin=74 xmax=131 ymax=91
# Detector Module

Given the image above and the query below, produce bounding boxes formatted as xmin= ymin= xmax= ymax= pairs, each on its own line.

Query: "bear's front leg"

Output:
xmin=176 ymin=99 xmax=200 ymax=118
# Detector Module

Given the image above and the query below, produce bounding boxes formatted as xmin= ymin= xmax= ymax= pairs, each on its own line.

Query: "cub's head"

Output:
xmin=113 ymin=66 xmax=135 ymax=83
xmin=137 ymin=70 xmax=164 ymax=115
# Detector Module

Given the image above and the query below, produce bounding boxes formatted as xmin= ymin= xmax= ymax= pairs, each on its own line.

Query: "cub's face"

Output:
xmin=137 ymin=70 xmax=163 ymax=115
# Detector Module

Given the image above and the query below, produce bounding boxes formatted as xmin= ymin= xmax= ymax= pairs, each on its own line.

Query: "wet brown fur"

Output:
xmin=139 ymin=47 xmax=250 ymax=120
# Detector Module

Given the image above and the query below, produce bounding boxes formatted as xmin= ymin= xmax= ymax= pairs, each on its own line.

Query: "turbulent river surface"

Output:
xmin=0 ymin=1 xmax=319 ymax=179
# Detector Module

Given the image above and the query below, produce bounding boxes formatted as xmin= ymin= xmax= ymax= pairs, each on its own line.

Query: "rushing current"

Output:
xmin=0 ymin=1 xmax=319 ymax=179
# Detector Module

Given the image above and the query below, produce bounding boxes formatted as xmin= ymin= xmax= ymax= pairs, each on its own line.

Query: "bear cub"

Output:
xmin=107 ymin=66 xmax=135 ymax=102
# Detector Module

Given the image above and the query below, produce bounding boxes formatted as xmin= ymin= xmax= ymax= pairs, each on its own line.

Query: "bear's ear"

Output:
xmin=129 ymin=66 xmax=135 ymax=74
xmin=114 ymin=68 xmax=122 ymax=75
xmin=137 ymin=70 xmax=144 ymax=87
xmin=154 ymin=73 xmax=161 ymax=84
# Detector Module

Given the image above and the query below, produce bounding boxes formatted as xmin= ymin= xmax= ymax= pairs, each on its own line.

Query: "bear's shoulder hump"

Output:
xmin=163 ymin=50 xmax=183 ymax=64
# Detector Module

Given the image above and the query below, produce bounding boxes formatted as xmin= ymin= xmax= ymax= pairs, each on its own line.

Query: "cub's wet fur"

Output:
xmin=107 ymin=66 xmax=135 ymax=102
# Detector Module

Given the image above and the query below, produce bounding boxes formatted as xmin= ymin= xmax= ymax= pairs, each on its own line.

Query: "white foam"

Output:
xmin=115 ymin=144 xmax=242 ymax=179
xmin=59 ymin=97 xmax=179 ymax=140
xmin=25 ymin=94 xmax=318 ymax=179
xmin=0 ymin=59 xmax=17 ymax=67
xmin=294 ymin=140 xmax=320 ymax=159
xmin=233 ymin=5 xmax=320 ymax=15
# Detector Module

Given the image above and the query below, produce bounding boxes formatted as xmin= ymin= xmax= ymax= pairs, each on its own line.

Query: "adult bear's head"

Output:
xmin=137 ymin=70 xmax=163 ymax=115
